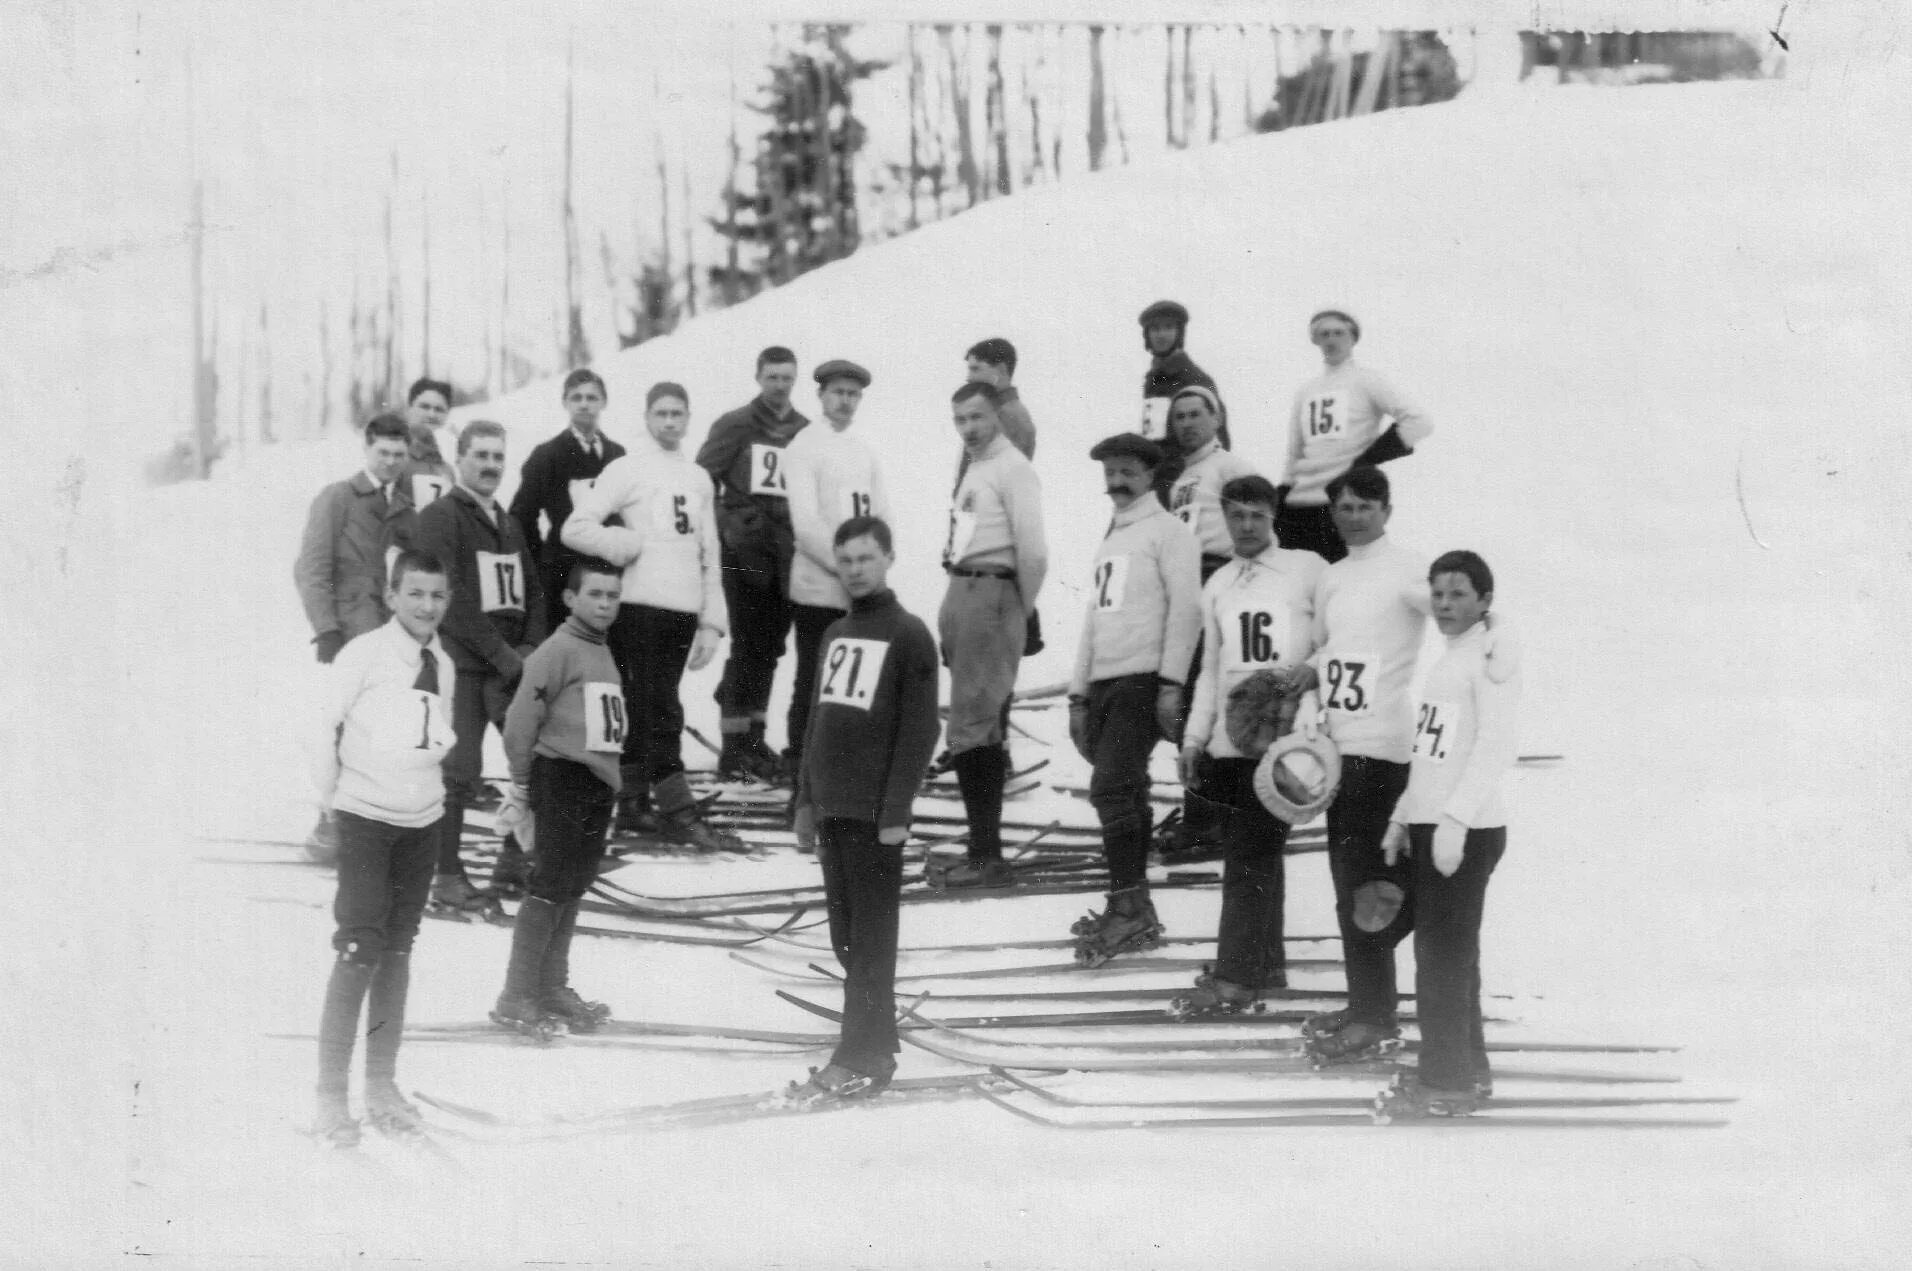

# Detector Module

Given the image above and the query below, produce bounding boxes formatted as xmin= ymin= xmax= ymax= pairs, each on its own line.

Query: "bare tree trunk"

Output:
xmin=1087 ymin=24 xmax=1107 ymax=171
xmin=680 ymin=141 xmax=696 ymax=318
xmin=942 ymin=26 xmax=979 ymax=208
xmin=1110 ymin=29 xmax=1131 ymax=164
xmin=258 ymin=302 xmax=273 ymax=443
xmin=420 ymin=186 xmax=432 ymax=376
xmin=1163 ymin=23 xmax=1177 ymax=146
xmin=499 ymin=206 xmax=511 ymax=392
xmin=190 ymin=177 xmax=215 ymax=476
xmin=986 ymin=25 xmax=1009 ymax=197
xmin=383 ymin=149 xmax=400 ymax=404
xmin=907 ymin=24 xmax=922 ymax=229
xmin=562 ymin=34 xmax=587 ymax=368
xmin=318 ymin=297 xmax=334 ymax=434
xmin=723 ymin=54 xmax=742 ymax=305
xmin=653 ymin=68 xmax=673 ymax=320
xmin=1025 ymin=27 xmax=1046 ymax=184
xmin=1182 ymin=26 xmax=1197 ymax=146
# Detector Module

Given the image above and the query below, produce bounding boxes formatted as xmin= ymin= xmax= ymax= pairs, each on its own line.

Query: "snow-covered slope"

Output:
xmin=12 ymin=72 xmax=1912 ymax=1269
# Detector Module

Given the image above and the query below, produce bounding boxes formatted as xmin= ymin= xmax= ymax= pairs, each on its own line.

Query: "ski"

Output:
xmin=731 ymin=952 xmax=1340 ymax=985
xmin=413 ymin=1074 xmax=992 ymax=1142
xmin=978 ymin=1087 xmax=1724 ymax=1131
xmin=924 ymin=758 xmax=1053 ymax=791
xmin=984 ymin=1068 xmax=1727 ymax=1113
xmin=406 ymin=1018 xmax=837 ymax=1047
xmin=732 ymin=922 xmax=1339 ymax=957
xmin=917 ymin=777 xmax=1045 ymax=803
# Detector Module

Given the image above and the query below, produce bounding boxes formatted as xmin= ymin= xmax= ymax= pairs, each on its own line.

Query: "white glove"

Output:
xmin=1381 ymin=821 xmax=1409 ymax=866
xmin=688 ymin=624 xmax=722 ymax=672
xmin=497 ymin=783 xmax=536 ymax=855
xmin=877 ymin=825 xmax=908 ymax=847
xmin=793 ymin=804 xmax=817 ymax=853
xmin=1433 ymin=817 xmax=1467 ymax=876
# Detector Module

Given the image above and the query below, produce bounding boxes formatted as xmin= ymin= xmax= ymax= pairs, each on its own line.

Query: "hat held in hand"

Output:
xmin=1254 ymin=733 xmax=1342 ymax=825
xmin=1223 ymin=670 xmax=1303 ymax=758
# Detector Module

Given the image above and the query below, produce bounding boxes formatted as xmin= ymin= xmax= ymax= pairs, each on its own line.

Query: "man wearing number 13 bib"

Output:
xmin=563 ymin=382 xmax=740 ymax=852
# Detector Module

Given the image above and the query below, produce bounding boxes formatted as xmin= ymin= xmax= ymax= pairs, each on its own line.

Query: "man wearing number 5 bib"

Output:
xmin=413 ymin=420 xmax=546 ymax=912
xmin=563 ymin=382 xmax=740 ymax=853
xmin=1373 ymin=550 xmax=1520 ymax=1120
xmin=307 ymin=550 xmax=455 ymax=1147
xmin=1279 ymin=310 xmax=1432 ymax=562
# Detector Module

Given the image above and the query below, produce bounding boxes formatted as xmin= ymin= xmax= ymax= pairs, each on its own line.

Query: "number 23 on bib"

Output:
xmin=1321 ymin=653 xmax=1376 ymax=716
xmin=817 ymin=637 xmax=889 ymax=711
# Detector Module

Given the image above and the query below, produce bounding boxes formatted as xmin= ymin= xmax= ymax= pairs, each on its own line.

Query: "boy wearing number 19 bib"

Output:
xmin=489 ymin=558 xmax=628 ymax=1035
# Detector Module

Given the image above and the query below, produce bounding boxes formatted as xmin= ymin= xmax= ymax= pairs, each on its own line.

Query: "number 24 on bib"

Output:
xmin=817 ymin=638 xmax=889 ymax=711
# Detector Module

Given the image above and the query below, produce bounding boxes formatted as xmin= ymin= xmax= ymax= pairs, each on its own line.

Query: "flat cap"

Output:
xmin=813 ymin=359 xmax=872 ymax=388
xmin=1089 ymin=433 xmax=1164 ymax=468
xmin=1138 ymin=299 xmax=1189 ymax=327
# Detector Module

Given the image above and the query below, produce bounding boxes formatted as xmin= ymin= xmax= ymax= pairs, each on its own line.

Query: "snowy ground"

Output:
xmin=8 ymin=67 xmax=1912 ymax=1270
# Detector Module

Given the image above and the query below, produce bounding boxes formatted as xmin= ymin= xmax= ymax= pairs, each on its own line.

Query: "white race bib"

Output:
xmin=1140 ymin=398 xmax=1171 ymax=441
xmin=583 ymin=682 xmax=627 ymax=753
xmin=1220 ymin=604 xmax=1284 ymax=671
xmin=651 ymin=492 xmax=697 ymax=537
xmin=411 ymin=473 xmax=450 ymax=509
xmin=817 ymin=637 xmax=889 ymax=711
xmin=1304 ymin=392 xmax=1345 ymax=443
xmin=749 ymin=444 xmax=789 ymax=496
xmin=566 ymin=477 xmax=597 ymax=510
xmin=948 ymin=509 xmax=978 ymax=563
xmin=1322 ymin=652 xmax=1377 ymax=717
xmin=1412 ymin=699 xmax=1454 ymax=762
xmin=842 ymin=489 xmax=873 ymax=523
xmin=357 ymin=686 xmax=453 ymax=756
xmin=1092 ymin=555 xmax=1131 ymax=612
xmin=476 ymin=551 xmax=527 ymax=613
xmin=1170 ymin=479 xmax=1198 ymax=526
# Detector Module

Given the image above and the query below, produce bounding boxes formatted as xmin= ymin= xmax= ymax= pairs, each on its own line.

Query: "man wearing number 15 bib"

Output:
xmin=1280 ymin=310 xmax=1432 ymax=562
xmin=563 ymin=382 xmax=739 ymax=853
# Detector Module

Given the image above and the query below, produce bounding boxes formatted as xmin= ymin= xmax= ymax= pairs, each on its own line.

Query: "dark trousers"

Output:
xmin=439 ymin=668 xmax=512 ymax=871
xmin=1409 ymin=824 xmax=1506 ymax=1089
xmin=1326 ymin=757 xmax=1413 ymax=1024
xmin=333 ymin=810 xmax=438 ymax=960
xmin=715 ymin=570 xmax=793 ymax=724
xmin=1179 ymin=554 xmax=1234 ymax=842
xmin=785 ymin=603 xmax=846 ymax=763
xmin=607 ymin=602 xmax=697 ymax=784
xmin=817 ymin=818 xmax=903 ymax=1077
xmin=1275 ymin=501 xmax=1345 ymax=563
xmin=527 ymin=755 xmax=616 ymax=904
xmin=1086 ymin=674 xmax=1163 ymax=892
xmin=1203 ymin=758 xmax=1291 ymax=989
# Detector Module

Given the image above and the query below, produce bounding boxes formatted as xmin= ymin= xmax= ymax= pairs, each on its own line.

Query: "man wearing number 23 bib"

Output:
xmin=413 ymin=420 xmax=545 ymax=911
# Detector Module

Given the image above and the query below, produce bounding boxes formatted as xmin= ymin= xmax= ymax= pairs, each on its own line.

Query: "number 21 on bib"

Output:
xmin=583 ymin=682 xmax=628 ymax=752
xmin=1412 ymin=700 xmax=1453 ymax=762
xmin=476 ymin=552 xmax=525 ymax=613
xmin=817 ymin=637 xmax=889 ymax=711
xmin=750 ymin=444 xmax=789 ymax=496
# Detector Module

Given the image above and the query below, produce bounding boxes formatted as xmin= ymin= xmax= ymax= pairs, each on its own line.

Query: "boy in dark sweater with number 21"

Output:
xmin=790 ymin=516 xmax=941 ymax=1102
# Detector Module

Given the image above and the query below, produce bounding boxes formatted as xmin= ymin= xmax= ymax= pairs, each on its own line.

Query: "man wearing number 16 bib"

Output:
xmin=563 ymin=382 xmax=740 ymax=853
xmin=1279 ymin=310 xmax=1432 ymax=563
xmin=413 ymin=420 xmax=546 ymax=913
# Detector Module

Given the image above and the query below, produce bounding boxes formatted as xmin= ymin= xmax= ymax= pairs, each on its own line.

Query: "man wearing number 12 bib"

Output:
xmin=1279 ymin=310 xmax=1433 ymax=562
xmin=563 ymin=382 xmax=739 ymax=853
xmin=412 ymin=420 xmax=546 ymax=912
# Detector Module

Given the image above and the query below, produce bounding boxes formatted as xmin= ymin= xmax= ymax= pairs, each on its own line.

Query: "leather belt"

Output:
xmin=945 ymin=565 xmax=1015 ymax=580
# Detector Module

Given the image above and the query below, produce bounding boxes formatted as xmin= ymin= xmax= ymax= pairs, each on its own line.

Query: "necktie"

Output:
xmin=414 ymin=647 xmax=439 ymax=695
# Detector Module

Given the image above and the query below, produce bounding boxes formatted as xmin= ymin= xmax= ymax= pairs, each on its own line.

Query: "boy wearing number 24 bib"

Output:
xmin=488 ymin=558 xmax=629 ymax=1036
xmin=788 ymin=516 xmax=941 ymax=1103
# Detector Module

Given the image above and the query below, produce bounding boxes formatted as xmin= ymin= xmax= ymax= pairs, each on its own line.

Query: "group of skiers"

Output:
xmin=294 ymin=299 xmax=1520 ymax=1140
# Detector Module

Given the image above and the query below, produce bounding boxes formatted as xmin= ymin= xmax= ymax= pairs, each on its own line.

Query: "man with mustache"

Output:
xmin=413 ymin=420 xmax=545 ymax=914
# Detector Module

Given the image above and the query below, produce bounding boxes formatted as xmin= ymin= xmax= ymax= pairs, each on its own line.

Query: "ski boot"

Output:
xmin=614 ymin=788 xmax=664 ymax=838
xmin=660 ymin=807 xmax=747 ymax=854
xmin=1072 ymin=888 xmax=1165 ymax=968
xmin=490 ymin=992 xmax=563 ymax=1042
xmin=785 ymin=1062 xmax=892 ymax=1108
xmin=364 ymin=1079 xmax=425 ymax=1138
xmin=1305 ymin=1019 xmax=1406 ymax=1068
xmin=312 ymin=1089 xmax=360 ymax=1148
xmin=743 ymin=726 xmax=791 ymax=786
xmin=1168 ymin=966 xmax=1261 ymax=1020
xmin=929 ymin=857 xmax=1015 ymax=889
xmin=1372 ymin=1072 xmax=1480 ymax=1122
xmin=543 ymin=985 xmax=611 ymax=1034
xmin=428 ymin=873 xmax=506 ymax=923
xmin=1300 ymin=1007 xmax=1355 ymax=1040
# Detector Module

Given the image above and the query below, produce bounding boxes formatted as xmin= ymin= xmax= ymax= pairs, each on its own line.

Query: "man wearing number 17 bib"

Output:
xmin=1279 ymin=310 xmax=1433 ymax=562
xmin=1373 ymin=551 xmax=1520 ymax=1121
xmin=413 ymin=420 xmax=546 ymax=913
xmin=563 ymin=382 xmax=740 ymax=853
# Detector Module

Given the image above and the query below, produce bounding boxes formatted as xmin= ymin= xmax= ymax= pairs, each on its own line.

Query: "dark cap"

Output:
xmin=1138 ymin=300 xmax=1189 ymax=327
xmin=813 ymin=359 xmax=872 ymax=389
xmin=1089 ymin=433 xmax=1164 ymax=468
xmin=646 ymin=381 xmax=689 ymax=408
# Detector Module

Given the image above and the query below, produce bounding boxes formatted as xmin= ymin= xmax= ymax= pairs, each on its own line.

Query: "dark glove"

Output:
xmin=314 ymin=630 xmax=345 ymax=664
xmin=1023 ymin=609 xmax=1045 ymax=657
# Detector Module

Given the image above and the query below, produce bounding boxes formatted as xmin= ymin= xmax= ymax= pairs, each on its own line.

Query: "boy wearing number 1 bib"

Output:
xmin=308 ymin=550 xmax=455 ymax=1147
xmin=489 ymin=559 xmax=628 ymax=1035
